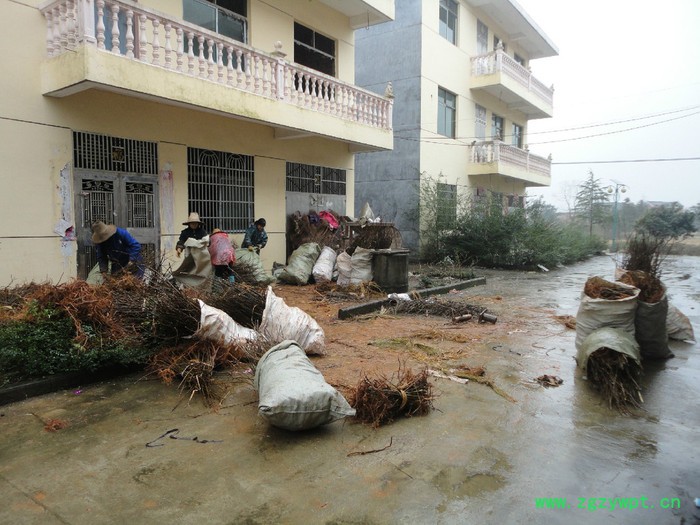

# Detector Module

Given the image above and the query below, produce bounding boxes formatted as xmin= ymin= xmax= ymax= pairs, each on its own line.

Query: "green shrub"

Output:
xmin=0 ymin=307 xmax=151 ymax=387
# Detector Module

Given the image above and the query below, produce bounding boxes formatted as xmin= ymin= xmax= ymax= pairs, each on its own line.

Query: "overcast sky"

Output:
xmin=515 ymin=0 xmax=700 ymax=211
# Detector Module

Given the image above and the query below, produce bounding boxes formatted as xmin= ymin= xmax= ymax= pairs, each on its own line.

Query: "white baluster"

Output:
xmin=52 ymin=6 xmax=62 ymax=53
xmin=125 ymin=9 xmax=134 ymax=58
xmin=80 ymin=0 xmax=96 ymax=44
xmin=45 ymin=10 xmax=55 ymax=56
xmin=110 ymin=4 xmax=120 ymax=54
xmin=235 ymin=50 xmax=243 ymax=86
xmin=187 ymin=32 xmax=195 ymax=75
xmin=138 ymin=14 xmax=147 ymax=61
xmin=226 ymin=46 xmax=234 ymax=86
xmin=59 ymin=2 xmax=68 ymax=51
xmin=176 ymin=27 xmax=184 ymax=72
xmin=66 ymin=0 xmax=76 ymax=49
xmin=217 ymin=42 xmax=224 ymax=83
xmin=95 ymin=1 xmax=105 ymax=50
xmin=207 ymin=39 xmax=215 ymax=80
xmin=198 ymin=36 xmax=206 ymax=78
xmin=288 ymin=69 xmax=297 ymax=104
xmin=152 ymin=18 xmax=161 ymax=64
xmin=164 ymin=23 xmax=172 ymax=68
xmin=245 ymin=52 xmax=253 ymax=91
xmin=254 ymin=55 xmax=262 ymax=93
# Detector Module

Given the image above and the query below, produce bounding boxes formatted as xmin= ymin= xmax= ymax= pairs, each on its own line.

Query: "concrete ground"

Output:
xmin=1 ymin=255 xmax=698 ymax=525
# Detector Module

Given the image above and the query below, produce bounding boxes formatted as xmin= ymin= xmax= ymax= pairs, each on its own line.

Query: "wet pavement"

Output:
xmin=0 ymin=255 xmax=698 ymax=524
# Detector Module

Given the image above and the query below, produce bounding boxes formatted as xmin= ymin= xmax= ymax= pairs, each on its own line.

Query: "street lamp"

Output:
xmin=605 ymin=182 xmax=627 ymax=252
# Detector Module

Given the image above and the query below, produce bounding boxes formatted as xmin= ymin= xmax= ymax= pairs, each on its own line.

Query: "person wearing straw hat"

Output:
xmin=91 ymin=221 xmax=144 ymax=278
xmin=176 ymin=212 xmax=209 ymax=257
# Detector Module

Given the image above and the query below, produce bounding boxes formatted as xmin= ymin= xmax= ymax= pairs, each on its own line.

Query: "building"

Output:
xmin=0 ymin=0 xmax=394 ymax=285
xmin=354 ymin=0 xmax=557 ymax=252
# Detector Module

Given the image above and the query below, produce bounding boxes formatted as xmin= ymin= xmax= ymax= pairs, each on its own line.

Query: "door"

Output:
xmin=75 ymin=170 xmax=159 ymax=278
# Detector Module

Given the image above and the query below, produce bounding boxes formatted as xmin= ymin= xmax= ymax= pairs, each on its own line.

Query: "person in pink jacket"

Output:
xmin=208 ymin=228 xmax=236 ymax=282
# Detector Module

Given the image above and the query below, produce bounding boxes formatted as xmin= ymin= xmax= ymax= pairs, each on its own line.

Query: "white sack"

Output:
xmin=312 ymin=246 xmax=337 ymax=283
xmin=336 ymin=251 xmax=352 ymax=287
xmin=667 ymin=303 xmax=695 ymax=342
xmin=350 ymin=247 xmax=373 ymax=284
xmin=575 ymin=280 xmax=639 ymax=351
xmin=254 ymin=340 xmax=355 ymax=431
xmin=277 ymin=243 xmax=321 ymax=285
xmin=194 ymin=300 xmax=259 ymax=343
xmin=259 ymin=286 xmax=325 ymax=355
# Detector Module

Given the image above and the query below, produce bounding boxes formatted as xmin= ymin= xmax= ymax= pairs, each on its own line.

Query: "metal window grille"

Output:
xmin=187 ymin=148 xmax=254 ymax=233
xmin=286 ymin=163 xmax=346 ymax=196
xmin=126 ymin=182 xmax=155 ymax=228
xmin=73 ymin=132 xmax=158 ymax=174
xmin=80 ymin=179 xmax=115 ymax=227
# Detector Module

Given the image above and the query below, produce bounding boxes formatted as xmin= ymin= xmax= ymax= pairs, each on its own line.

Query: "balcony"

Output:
xmin=471 ymin=47 xmax=553 ymax=119
xmin=39 ymin=0 xmax=393 ymax=151
xmin=469 ymin=140 xmax=551 ymax=186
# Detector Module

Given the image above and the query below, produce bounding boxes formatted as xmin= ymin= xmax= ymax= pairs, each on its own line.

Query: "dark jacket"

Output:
xmin=242 ymin=224 xmax=268 ymax=249
xmin=95 ymin=228 xmax=143 ymax=277
xmin=177 ymin=225 xmax=209 ymax=250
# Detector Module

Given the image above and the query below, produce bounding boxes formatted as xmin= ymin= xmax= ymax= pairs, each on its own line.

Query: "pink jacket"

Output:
xmin=208 ymin=231 xmax=236 ymax=266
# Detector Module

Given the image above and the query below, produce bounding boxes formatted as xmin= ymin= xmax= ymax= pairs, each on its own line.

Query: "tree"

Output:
xmin=635 ymin=202 xmax=696 ymax=240
xmin=574 ymin=171 xmax=610 ymax=236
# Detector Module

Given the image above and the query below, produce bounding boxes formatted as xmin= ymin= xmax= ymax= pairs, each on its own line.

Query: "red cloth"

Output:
xmin=208 ymin=231 xmax=236 ymax=266
xmin=318 ymin=211 xmax=339 ymax=230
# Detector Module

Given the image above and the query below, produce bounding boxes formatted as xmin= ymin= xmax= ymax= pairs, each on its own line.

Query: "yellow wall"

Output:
xmin=0 ymin=0 xmax=362 ymax=285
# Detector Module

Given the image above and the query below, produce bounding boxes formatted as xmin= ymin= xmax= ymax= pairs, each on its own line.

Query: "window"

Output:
xmin=514 ymin=53 xmax=525 ymax=67
xmin=183 ymin=0 xmax=247 ymax=43
xmin=187 ymin=148 xmax=254 ymax=233
xmin=492 ymin=114 xmax=504 ymax=141
xmin=439 ymin=0 xmax=458 ymax=45
xmin=286 ymin=163 xmax=346 ymax=195
xmin=476 ymin=19 xmax=488 ymax=54
xmin=437 ymin=183 xmax=457 ymax=230
xmin=507 ymin=195 xmax=525 ymax=209
xmin=475 ymin=104 xmax=486 ymax=140
xmin=438 ymin=88 xmax=456 ymax=138
xmin=294 ymin=22 xmax=336 ymax=76
xmin=512 ymin=123 xmax=523 ymax=148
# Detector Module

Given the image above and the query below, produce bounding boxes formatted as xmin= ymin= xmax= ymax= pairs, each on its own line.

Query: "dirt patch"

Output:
xmin=271 ymin=282 xmax=533 ymax=398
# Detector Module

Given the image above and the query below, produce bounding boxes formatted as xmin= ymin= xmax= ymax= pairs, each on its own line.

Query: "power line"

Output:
xmin=553 ymin=157 xmax=700 ymax=165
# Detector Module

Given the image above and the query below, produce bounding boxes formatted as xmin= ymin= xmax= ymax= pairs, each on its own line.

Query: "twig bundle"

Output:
xmin=392 ymin=298 xmax=490 ymax=319
xmin=587 ymin=347 xmax=643 ymax=412
xmin=230 ymin=261 xmax=262 ymax=286
xmin=352 ymin=224 xmax=402 ymax=250
xmin=583 ymin=277 xmax=636 ymax=300
xmin=618 ymin=270 xmax=664 ymax=303
xmin=350 ymin=366 xmax=434 ymax=427
xmin=315 ymin=281 xmax=386 ymax=302
xmin=197 ymin=282 xmax=266 ymax=328
xmin=287 ymin=211 xmax=343 ymax=252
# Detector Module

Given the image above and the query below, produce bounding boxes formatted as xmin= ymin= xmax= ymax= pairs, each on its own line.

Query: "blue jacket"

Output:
xmin=95 ymin=228 xmax=143 ymax=276
xmin=242 ymin=224 xmax=268 ymax=248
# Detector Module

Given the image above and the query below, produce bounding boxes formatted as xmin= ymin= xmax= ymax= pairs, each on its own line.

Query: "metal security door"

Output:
xmin=75 ymin=170 xmax=159 ymax=279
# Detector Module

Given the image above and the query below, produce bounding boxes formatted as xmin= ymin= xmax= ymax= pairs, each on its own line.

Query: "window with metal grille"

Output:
xmin=436 ymin=183 xmax=457 ymax=230
xmin=286 ymin=163 xmax=346 ymax=196
xmin=512 ymin=123 xmax=524 ymax=148
xmin=439 ymin=0 xmax=458 ymax=45
xmin=187 ymin=148 xmax=254 ymax=233
xmin=73 ymin=132 xmax=158 ymax=174
xmin=492 ymin=114 xmax=504 ymax=141
xmin=294 ymin=22 xmax=336 ymax=77
xmin=438 ymin=87 xmax=456 ymax=138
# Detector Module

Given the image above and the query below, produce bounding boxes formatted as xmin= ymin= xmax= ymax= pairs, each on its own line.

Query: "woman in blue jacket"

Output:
xmin=91 ymin=221 xmax=144 ymax=278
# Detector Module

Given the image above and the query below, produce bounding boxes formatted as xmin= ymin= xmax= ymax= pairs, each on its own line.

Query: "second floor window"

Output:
xmin=475 ymin=104 xmax=486 ymax=140
xmin=183 ymin=0 xmax=247 ymax=43
xmin=439 ymin=0 xmax=458 ymax=45
xmin=476 ymin=19 xmax=488 ymax=55
xmin=492 ymin=114 xmax=504 ymax=141
xmin=438 ymin=88 xmax=456 ymax=138
xmin=294 ymin=23 xmax=336 ymax=76
xmin=512 ymin=123 xmax=523 ymax=148
xmin=514 ymin=53 xmax=526 ymax=67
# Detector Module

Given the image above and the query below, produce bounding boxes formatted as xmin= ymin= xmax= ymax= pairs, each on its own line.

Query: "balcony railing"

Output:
xmin=470 ymin=140 xmax=551 ymax=179
xmin=471 ymin=47 xmax=553 ymax=107
xmin=40 ymin=0 xmax=392 ymax=130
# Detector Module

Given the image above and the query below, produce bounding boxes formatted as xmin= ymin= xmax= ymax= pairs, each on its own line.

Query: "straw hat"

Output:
xmin=183 ymin=212 xmax=202 ymax=226
xmin=91 ymin=221 xmax=117 ymax=243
